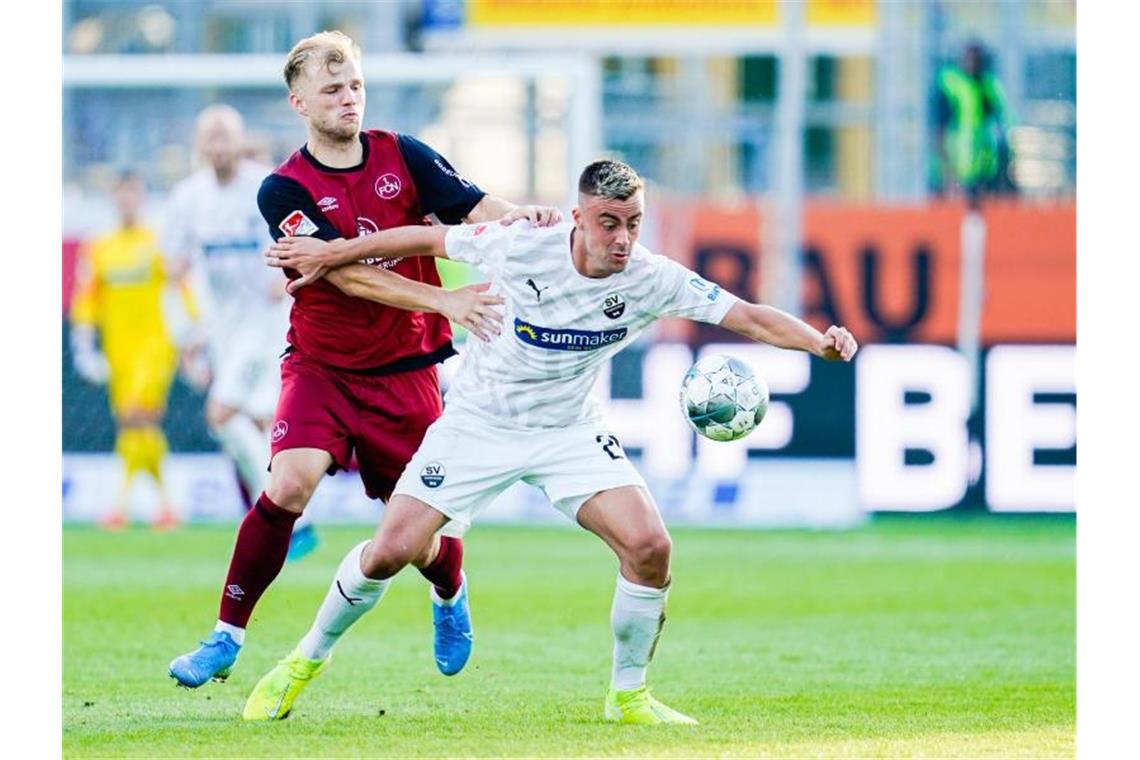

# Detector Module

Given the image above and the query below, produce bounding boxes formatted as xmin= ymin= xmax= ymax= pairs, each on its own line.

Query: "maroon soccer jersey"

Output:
xmin=258 ymin=130 xmax=486 ymax=371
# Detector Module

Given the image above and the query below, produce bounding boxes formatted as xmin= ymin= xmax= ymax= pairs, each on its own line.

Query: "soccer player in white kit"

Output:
xmin=164 ymin=105 xmax=317 ymax=559
xmin=248 ymin=160 xmax=858 ymax=724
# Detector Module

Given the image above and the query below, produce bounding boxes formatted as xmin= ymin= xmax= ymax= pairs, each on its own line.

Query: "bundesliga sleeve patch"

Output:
xmin=278 ymin=210 xmax=319 ymax=237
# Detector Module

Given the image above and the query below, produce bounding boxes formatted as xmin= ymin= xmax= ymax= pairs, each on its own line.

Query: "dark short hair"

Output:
xmin=578 ymin=160 xmax=644 ymax=200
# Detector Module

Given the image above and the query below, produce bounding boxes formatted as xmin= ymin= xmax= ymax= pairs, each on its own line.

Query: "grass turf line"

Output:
xmin=63 ymin=517 xmax=1074 ymax=758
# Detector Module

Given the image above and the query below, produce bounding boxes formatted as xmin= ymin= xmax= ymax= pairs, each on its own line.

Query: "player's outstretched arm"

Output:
xmin=465 ymin=195 xmax=563 ymax=227
xmin=324 ymin=264 xmax=504 ymax=342
xmin=720 ymin=302 xmax=858 ymax=361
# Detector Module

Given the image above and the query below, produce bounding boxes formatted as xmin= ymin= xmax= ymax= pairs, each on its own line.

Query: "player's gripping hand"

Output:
xmin=500 ymin=205 xmax=563 ymax=228
xmin=439 ymin=283 xmax=505 ymax=342
xmin=817 ymin=326 xmax=858 ymax=362
xmin=266 ymin=237 xmax=333 ymax=293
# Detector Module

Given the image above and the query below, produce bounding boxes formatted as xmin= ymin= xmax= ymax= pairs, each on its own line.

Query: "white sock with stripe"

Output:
xmin=298 ymin=541 xmax=390 ymax=661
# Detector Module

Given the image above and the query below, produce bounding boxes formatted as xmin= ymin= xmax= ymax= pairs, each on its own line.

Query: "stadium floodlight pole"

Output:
xmin=773 ymin=0 xmax=807 ymax=315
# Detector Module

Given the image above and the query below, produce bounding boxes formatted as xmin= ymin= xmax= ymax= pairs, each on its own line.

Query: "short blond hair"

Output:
xmin=283 ymin=31 xmax=361 ymax=92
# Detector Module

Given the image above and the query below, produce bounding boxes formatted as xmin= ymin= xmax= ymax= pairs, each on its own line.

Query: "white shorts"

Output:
xmin=207 ymin=328 xmax=283 ymax=420
xmin=392 ymin=409 xmax=648 ymax=533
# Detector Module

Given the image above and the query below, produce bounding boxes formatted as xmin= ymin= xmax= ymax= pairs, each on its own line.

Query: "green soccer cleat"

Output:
xmin=242 ymin=648 xmax=329 ymax=721
xmin=604 ymin=686 xmax=699 ymax=725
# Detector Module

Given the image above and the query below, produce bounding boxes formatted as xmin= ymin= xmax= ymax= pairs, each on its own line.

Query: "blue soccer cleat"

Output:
xmin=169 ymin=631 xmax=241 ymax=688
xmin=432 ymin=571 xmax=473 ymax=676
xmin=286 ymin=524 xmax=320 ymax=563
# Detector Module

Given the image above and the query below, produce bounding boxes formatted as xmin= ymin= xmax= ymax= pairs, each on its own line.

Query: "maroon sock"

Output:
xmin=419 ymin=536 xmax=463 ymax=599
xmin=217 ymin=493 xmax=299 ymax=628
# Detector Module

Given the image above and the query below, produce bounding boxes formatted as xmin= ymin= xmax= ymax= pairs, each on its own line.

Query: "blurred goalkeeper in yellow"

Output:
xmin=70 ymin=171 xmax=193 ymax=530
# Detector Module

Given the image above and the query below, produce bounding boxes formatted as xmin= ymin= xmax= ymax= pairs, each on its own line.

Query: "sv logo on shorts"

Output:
xmin=421 ymin=462 xmax=446 ymax=488
xmin=271 ymin=420 xmax=288 ymax=443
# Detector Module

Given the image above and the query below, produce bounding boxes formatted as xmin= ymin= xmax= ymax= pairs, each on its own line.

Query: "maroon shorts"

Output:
xmin=271 ymin=352 xmax=443 ymax=500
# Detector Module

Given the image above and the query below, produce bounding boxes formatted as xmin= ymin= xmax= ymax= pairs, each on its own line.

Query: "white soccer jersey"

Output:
xmin=163 ymin=160 xmax=282 ymax=334
xmin=443 ymin=220 xmax=740 ymax=428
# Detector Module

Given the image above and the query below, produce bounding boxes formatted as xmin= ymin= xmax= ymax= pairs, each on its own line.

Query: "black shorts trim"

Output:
xmin=283 ymin=342 xmax=457 ymax=377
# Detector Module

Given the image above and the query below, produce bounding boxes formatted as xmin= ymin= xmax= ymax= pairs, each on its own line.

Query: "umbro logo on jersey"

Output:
xmin=375 ymin=173 xmax=402 ymax=199
xmin=279 ymin=210 xmax=318 ymax=237
xmin=317 ymin=196 xmax=339 ymax=212
xmin=525 ymin=278 xmax=550 ymax=301
xmin=603 ymin=292 xmax=626 ymax=319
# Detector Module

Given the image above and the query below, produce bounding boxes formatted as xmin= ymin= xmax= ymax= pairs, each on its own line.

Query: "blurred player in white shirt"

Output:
xmin=247 ymin=159 xmax=857 ymax=724
xmin=164 ymin=104 xmax=317 ymax=560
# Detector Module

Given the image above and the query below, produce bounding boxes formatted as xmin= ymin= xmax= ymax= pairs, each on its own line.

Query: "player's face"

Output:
xmin=113 ymin=177 xmax=145 ymax=225
xmin=198 ymin=120 xmax=242 ymax=175
xmin=294 ymin=57 xmax=366 ymax=144
xmin=572 ymin=191 xmax=644 ymax=277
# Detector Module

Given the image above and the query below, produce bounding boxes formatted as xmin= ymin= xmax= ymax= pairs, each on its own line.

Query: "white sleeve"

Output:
xmin=650 ymin=256 xmax=740 ymax=324
xmin=443 ymin=221 xmax=524 ymax=278
xmin=160 ymin=181 xmax=195 ymax=269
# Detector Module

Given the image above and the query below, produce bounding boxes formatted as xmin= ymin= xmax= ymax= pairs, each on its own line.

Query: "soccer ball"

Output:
xmin=679 ymin=354 xmax=770 ymax=442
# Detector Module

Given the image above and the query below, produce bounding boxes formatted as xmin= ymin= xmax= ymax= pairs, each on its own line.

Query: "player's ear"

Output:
xmin=288 ymin=91 xmax=306 ymax=117
xmin=571 ymin=207 xmax=582 ymax=228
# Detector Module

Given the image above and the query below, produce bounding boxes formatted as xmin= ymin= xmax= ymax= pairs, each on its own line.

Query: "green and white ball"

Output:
xmin=679 ymin=354 xmax=770 ymax=442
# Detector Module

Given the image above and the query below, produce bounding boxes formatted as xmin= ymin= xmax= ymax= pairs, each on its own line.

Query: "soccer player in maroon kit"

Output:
xmin=170 ymin=30 xmax=561 ymax=688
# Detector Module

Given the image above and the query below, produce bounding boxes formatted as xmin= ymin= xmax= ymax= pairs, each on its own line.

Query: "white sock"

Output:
xmin=610 ymin=574 xmax=670 ymax=691
xmin=215 ymin=414 xmax=270 ymax=496
xmin=213 ymin=620 xmax=245 ymax=646
xmin=298 ymin=541 xmax=389 ymax=661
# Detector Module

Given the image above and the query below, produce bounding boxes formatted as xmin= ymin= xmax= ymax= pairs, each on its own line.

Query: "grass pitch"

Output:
xmin=63 ymin=517 xmax=1074 ymax=758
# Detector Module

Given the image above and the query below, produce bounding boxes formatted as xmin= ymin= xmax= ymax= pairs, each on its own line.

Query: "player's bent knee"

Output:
xmin=360 ymin=539 xmax=413 ymax=580
xmin=627 ymin=533 xmax=672 ymax=585
xmin=264 ymin=468 xmax=316 ymax=512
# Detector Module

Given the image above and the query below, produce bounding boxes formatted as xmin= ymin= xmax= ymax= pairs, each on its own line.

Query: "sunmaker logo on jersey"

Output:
xmin=513 ymin=318 xmax=627 ymax=352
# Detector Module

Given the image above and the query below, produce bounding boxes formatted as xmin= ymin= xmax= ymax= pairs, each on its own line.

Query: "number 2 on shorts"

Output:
xmin=595 ymin=434 xmax=625 ymax=461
